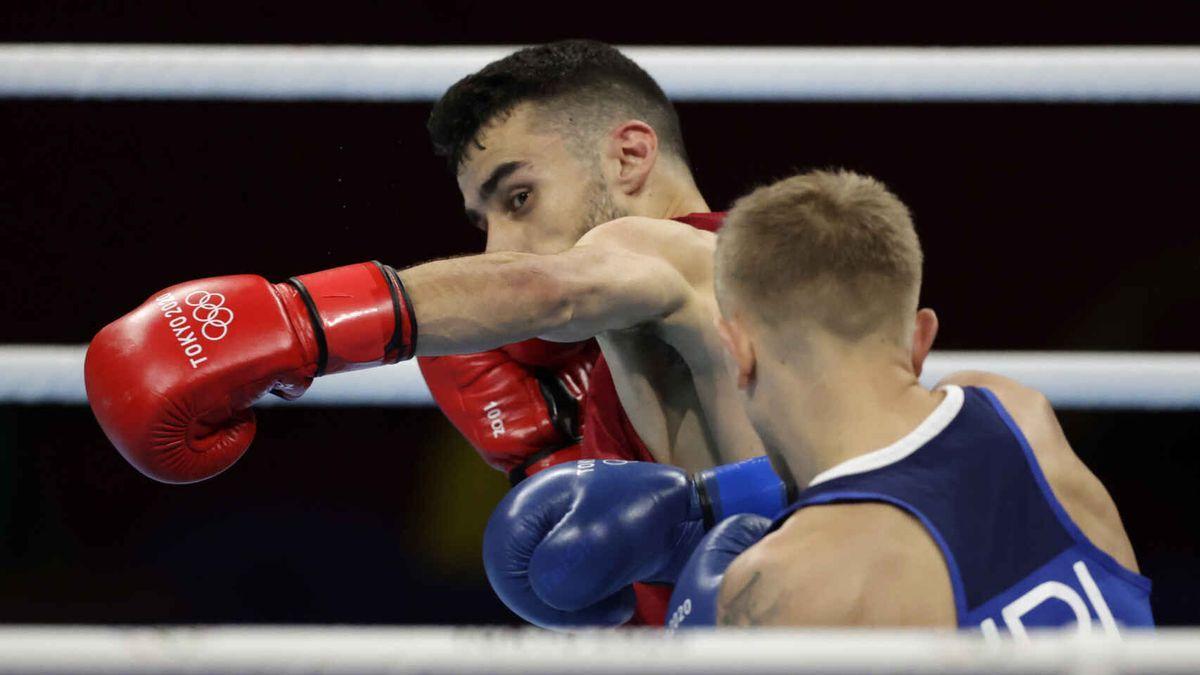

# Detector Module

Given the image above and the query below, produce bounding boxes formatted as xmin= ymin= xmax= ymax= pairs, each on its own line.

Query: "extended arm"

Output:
xmin=85 ymin=219 xmax=692 ymax=484
xmin=399 ymin=224 xmax=692 ymax=355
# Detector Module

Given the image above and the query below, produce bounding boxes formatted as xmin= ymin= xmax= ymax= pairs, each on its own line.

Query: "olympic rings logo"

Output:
xmin=184 ymin=291 xmax=235 ymax=341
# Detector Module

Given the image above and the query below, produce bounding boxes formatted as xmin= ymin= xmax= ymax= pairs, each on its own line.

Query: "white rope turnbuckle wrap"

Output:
xmin=1 ymin=45 xmax=1199 ymax=102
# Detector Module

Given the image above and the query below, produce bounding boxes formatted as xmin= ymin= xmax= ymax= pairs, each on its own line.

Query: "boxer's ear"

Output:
xmin=715 ymin=315 xmax=756 ymax=391
xmin=605 ymin=120 xmax=658 ymax=195
xmin=910 ymin=308 xmax=939 ymax=378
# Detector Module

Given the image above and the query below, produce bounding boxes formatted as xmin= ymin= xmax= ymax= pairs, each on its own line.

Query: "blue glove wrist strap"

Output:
xmin=694 ymin=455 xmax=788 ymax=528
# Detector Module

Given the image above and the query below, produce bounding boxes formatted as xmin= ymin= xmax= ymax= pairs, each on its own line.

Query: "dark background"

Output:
xmin=3 ymin=2 xmax=1200 ymax=46
xmin=1 ymin=3 xmax=1197 ymax=626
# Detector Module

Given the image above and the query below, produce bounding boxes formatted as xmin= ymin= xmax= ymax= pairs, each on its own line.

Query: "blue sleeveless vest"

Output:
xmin=770 ymin=385 xmax=1153 ymax=637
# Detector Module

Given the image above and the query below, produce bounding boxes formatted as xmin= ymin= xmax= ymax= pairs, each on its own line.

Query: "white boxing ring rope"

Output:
xmin=3 ymin=45 xmax=1200 ymax=675
xmin=0 ymin=627 xmax=1198 ymax=674
xmin=1 ymin=344 xmax=1198 ymax=409
xmin=1 ymin=45 xmax=1200 ymax=102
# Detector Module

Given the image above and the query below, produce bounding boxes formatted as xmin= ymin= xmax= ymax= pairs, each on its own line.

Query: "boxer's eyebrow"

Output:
xmin=478 ymin=161 xmax=527 ymax=203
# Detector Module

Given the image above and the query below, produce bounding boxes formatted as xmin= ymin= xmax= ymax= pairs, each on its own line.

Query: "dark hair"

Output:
xmin=428 ymin=39 xmax=689 ymax=171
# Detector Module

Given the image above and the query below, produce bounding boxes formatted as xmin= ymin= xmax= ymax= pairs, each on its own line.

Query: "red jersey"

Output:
xmin=579 ymin=211 xmax=727 ymax=463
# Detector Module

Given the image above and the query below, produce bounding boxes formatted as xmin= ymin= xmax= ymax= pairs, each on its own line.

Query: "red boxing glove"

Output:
xmin=418 ymin=339 xmax=603 ymax=484
xmin=85 ymin=262 xmax=415 ymax=484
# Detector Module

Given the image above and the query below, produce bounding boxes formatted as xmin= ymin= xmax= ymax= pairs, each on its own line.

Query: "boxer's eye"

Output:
xmin=508 ymin=190 xmax=531 ymax=213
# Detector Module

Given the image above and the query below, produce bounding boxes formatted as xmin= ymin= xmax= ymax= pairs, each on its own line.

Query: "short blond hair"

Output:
xmin=716 ymin=169 xmax=922 ymax=341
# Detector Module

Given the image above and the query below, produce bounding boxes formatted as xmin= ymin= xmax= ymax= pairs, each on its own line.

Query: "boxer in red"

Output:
xmin=414 ymin=45 xmax=782 ymax=622
xmin=418 ymin=40 xmax=735 ymax=487
xmin=85 ymin=40 xmax=783 ymax=625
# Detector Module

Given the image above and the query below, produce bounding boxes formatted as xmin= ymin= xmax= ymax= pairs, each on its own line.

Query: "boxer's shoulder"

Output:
xmin=938 ymin=370 xmax=1049 ymax=414
xmin=582 ymin=215 xmax=715 ymax=246
xmin=937 ymin=370 xmax=1061 ymax=451
xmin=938 ymin=370 xmax=1140 ymax=573
xmin=717 ymin=502 xmax=953 ymax=626
xmin=578 ymin=217 xmax=715 ymax=284
xmin=937 ymin=370 xmax=1079 ymax=491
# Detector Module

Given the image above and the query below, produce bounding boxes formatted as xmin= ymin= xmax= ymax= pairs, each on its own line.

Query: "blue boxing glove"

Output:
xmin=482 ymin=456 xmax=787 ymax=630
xmin=666 ymin=513 xmax=774 ymax=630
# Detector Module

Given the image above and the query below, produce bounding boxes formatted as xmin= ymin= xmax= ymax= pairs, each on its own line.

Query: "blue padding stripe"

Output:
xmin=700 ymin=455 xmax=788 ymax=523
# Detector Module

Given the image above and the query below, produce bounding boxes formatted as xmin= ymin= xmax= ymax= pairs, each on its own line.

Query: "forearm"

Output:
xmin=397 ymin=247 xmax=687 ymax=356
xmin=397 ymin=252 xmax=569 ymax=355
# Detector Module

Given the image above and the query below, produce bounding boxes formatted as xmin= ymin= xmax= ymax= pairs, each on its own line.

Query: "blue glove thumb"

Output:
xmin=666 ymin=513 xmax=774 ymax=630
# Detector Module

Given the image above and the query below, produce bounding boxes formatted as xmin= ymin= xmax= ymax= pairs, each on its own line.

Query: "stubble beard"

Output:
xmin=580 ymin=174 xmax=627 ymax=236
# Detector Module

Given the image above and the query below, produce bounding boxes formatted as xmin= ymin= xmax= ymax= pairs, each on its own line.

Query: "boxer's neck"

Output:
xmin=629 ymin=159 xmax=710 ymax=220
xmin=758 ymin=342 xmax=944 ymax=490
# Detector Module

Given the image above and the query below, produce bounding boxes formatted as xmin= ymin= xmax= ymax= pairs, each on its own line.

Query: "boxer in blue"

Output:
xmin=484 ymin=169 xmax=1153 ymax=636
xmin=667 ymin=169 xmax=1153 ymax=633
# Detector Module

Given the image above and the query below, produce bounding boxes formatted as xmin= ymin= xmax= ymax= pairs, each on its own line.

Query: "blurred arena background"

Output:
xmin=1 ymin=0 xmax=1199 ymax=658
